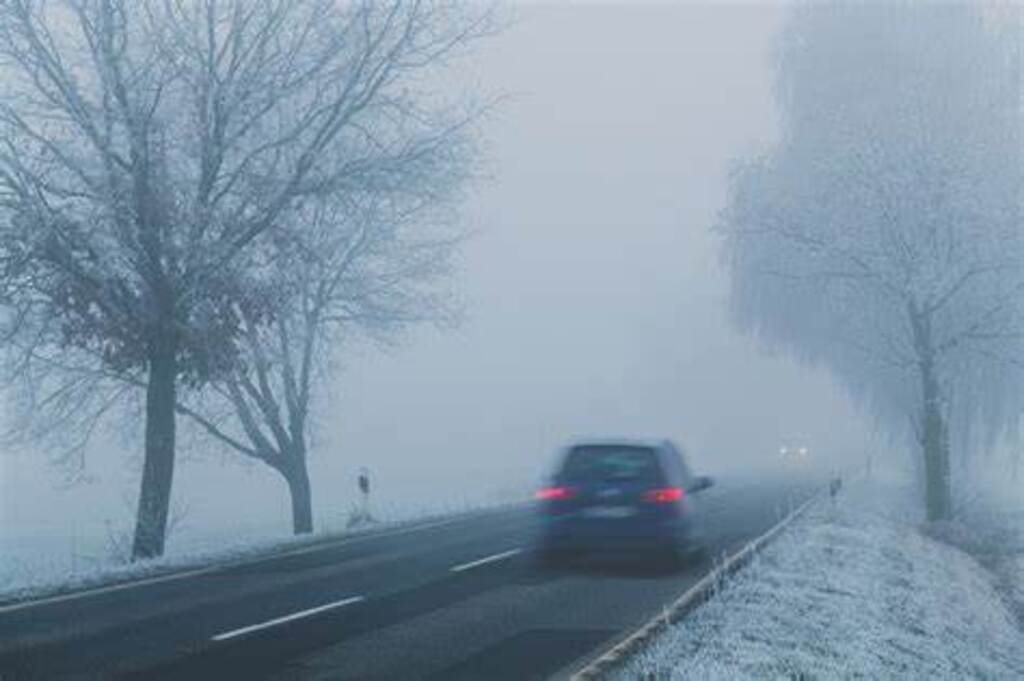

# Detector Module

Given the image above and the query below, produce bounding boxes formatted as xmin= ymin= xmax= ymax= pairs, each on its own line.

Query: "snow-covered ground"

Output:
xmin=615 ymin=480 xmax=1024 ymax=680
xmin=945 ymin=484 xmax=1024 ymax=632
xmin=999 ymin=552 xmax=1024 ymax=624
xmin=0 ymin=492 xmax=523 ymax=606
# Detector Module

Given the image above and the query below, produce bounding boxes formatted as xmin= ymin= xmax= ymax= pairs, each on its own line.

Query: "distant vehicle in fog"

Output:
xmin=534 ymin=438 xmax=713 ymax=566
xmin=779 ymin=443 xmax=811 ymax=463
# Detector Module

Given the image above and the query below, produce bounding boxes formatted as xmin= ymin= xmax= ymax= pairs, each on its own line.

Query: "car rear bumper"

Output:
xmin=536 ymin=513 xmax=697 ymax=554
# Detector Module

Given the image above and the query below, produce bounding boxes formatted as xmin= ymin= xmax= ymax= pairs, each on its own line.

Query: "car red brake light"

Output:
xmin=535 ymin=486 xmax=576 ymax=500
xmin=643 ymin=487 xmax=684 ymax=503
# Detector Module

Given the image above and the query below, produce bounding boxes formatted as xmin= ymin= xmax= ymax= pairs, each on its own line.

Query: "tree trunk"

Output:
xmin=919 ymin=356 xmax=952 ymax=522
xmin=132 ymin=334 xmax=178 ymax=560
xmin=284 ymin=456 xmax=314 ymax=535
xmin=910 ymin=303 xmax=952 ymax=523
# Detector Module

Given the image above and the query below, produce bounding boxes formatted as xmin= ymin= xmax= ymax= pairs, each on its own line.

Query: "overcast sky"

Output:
xmin=3 ymin=3 xmax=874 ymax=548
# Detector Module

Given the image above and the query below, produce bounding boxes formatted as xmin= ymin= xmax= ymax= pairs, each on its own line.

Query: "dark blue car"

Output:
xmin=534 ymin=439 xmax=713 ymax=565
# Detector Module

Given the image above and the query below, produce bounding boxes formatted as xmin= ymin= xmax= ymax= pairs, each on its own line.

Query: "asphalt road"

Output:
xmin=0 ymin=473 xmax=817 ymax=681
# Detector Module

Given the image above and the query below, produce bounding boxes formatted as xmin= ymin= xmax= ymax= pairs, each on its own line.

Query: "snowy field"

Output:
xmin=615 ymin=480 xmax=1024 ymax=680
xmin=0 ymin=490 xmax=524 ymax=606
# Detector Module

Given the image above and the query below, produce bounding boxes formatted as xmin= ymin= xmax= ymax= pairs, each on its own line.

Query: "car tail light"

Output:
xmin=535 ymin=486 xmax=576 ymax=501
xmin=643 ymin=487 xmax=684 ymax=503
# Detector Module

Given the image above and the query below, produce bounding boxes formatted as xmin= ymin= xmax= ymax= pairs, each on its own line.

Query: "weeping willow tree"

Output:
xmin=722 ymin=2 xmax=1024 ymax=521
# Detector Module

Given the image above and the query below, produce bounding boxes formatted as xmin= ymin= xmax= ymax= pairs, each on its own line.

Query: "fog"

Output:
xmin=2 ymin=3 xmax=873 ymax=545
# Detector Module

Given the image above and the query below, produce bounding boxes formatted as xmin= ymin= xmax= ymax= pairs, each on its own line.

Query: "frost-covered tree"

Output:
xmin=0 ymin=0 xmax=492 ymax=558
xmin=722 ymin=3 xmax=1023 ymax=520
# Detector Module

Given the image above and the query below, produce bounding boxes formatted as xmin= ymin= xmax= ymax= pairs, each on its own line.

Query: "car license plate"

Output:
xmin=582 ymin=506 xmax=636 ymax=519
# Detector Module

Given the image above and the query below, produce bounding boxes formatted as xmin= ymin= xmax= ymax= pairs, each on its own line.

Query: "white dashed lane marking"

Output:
xmin=450 ymin=549 xmax=522 ymax=573
xmin=211 ymin=596 xmax=365 ymax=642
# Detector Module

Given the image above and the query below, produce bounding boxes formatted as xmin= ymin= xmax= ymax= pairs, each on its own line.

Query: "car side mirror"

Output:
xmin=689 ymin=476 xmax=713 ymax=493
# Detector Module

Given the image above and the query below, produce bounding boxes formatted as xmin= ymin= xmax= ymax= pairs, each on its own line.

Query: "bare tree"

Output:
xmin=722 ymin=3 xmax=1024 ymax=521
xmin=181 ymin=183 xmax=468 ymax=534
xmin=0 ymin=0 xmax=493 ymax=558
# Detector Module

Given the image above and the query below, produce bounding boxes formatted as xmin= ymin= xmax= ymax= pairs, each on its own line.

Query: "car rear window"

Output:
xmin=558 ymin=446 xmax=663 ymax=483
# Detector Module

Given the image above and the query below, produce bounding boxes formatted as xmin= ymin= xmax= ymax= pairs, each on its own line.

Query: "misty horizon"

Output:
xmin=1 ymin=2 xmax=873 ymax=547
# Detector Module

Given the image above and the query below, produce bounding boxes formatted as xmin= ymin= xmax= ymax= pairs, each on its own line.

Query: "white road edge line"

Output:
xmin=211 ymin=596 xmax=365 ymax=642
xmin=0 ymin=515 xmax=475 ymax=615
xmin=450 ymin=548 xmax=522 ymax=573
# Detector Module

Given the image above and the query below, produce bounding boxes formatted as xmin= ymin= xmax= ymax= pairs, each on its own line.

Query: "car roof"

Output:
xmin=565 ymin=437 xmax=675 ymax=451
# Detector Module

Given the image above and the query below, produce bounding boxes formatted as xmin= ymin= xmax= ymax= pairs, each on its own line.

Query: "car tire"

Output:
xmin=535 ymin=545 xmax=570 ymax=568
xmin=671 ymin=543 xmax=707 ymax=569
xmin=686 ymin=543 xmax=709 ymax=565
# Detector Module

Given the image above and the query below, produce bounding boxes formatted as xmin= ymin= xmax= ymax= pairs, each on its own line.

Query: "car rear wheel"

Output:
xmin=534 ymin=545 xmax=574 ymax=568
xmin=665 ymin=542 xmax=706 ymax=570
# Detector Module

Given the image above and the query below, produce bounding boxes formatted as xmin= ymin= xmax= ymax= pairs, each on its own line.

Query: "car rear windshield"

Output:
xmin=558 ymin=446 xmax=663 ymax=484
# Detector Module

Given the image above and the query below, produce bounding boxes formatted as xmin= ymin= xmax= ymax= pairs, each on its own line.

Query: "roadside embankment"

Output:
xmin=612 ymin=480 xmax=1024 ymax=680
